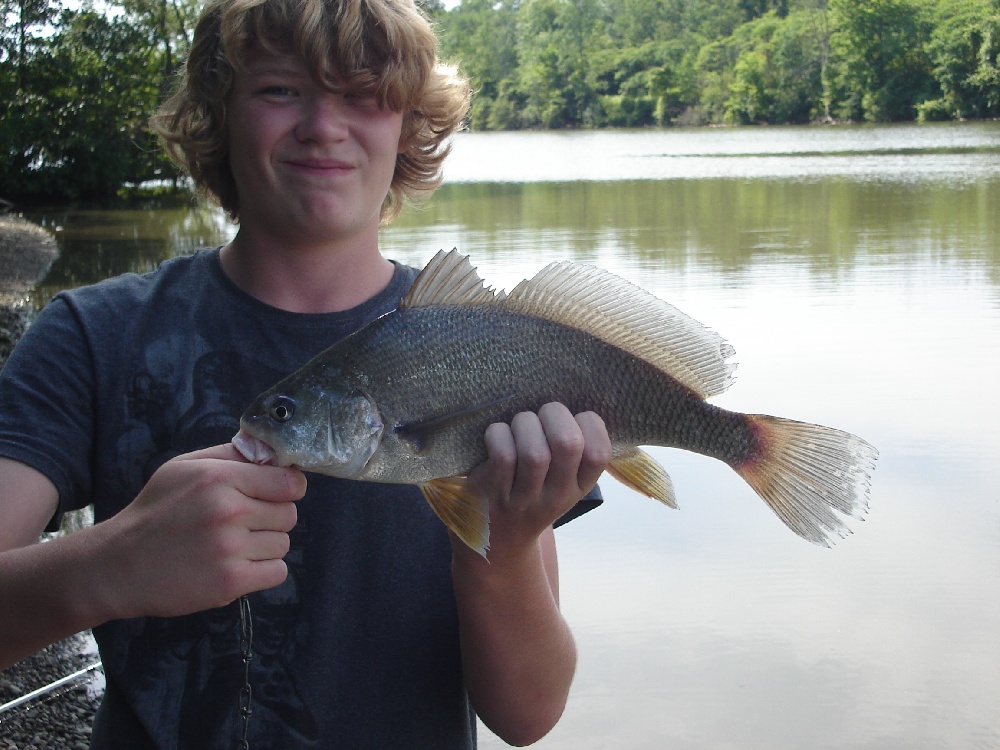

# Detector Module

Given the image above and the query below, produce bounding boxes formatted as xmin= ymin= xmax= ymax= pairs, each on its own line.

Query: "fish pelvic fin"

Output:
xmin=607 ymin=448 xmax=677 ymax=508
xmin=735 ymin=415 xmax=878 ymax=547
xmin=420 ymin=477 xmax=491 ymax=558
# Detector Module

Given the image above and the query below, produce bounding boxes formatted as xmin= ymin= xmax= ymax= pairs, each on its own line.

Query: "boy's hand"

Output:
xmin=96 ymin=444 xmax=306 ymax=620
xmin=450 ymin=403 xmax=609 ymax=740
xmin=463 ymin=402 xmax=611 ymax=565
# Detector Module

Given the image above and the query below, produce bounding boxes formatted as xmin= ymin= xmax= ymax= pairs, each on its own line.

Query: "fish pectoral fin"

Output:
xmin=607 ymin=449 xmax=677 ymax=508
xmin=396 ymin=396 xmax=516 ymax=454
xmin=420 ymin=477 xmax=491 ymax=558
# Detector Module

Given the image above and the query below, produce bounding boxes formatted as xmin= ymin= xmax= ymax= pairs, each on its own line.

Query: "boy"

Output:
xmin=0 ymin=0 xmax=610 ymax=746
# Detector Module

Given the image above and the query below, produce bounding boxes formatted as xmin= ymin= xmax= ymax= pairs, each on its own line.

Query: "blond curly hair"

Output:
xmin=151 ymin=0 xmax=470 ymax=223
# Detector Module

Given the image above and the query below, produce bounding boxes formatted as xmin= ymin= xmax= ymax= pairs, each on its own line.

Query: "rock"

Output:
xmin=0 ymin=216 xmax=59 ymax=304
xmin=0 ymin=215 xmax=59 ymax=369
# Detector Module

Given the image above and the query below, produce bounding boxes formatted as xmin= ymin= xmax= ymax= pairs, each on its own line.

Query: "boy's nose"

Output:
xmin=295 ymin=95 xmax=349 ymax=143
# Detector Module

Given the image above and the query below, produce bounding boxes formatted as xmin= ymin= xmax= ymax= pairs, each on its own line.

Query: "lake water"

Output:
xmin=21 ymin=122 xmax=1000 ymax=749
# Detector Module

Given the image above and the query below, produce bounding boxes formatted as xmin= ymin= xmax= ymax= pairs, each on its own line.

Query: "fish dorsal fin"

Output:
xmin=500 ymin=261 xmax=736 ymax=398
xmin=402 ymin=249 xmax=502 ymax=308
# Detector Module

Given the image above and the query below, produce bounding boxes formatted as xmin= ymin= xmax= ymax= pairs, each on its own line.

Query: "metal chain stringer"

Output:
xmin=237 ymin=594 xmax=254 ymax=750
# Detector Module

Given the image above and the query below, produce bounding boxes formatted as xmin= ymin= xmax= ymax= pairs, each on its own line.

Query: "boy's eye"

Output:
xmin=259 ymin=85 xmax=296 ymax=98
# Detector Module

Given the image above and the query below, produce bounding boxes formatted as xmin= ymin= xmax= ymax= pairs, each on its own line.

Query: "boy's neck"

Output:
xmin=219 ymin=232 xmax=396 ymax=314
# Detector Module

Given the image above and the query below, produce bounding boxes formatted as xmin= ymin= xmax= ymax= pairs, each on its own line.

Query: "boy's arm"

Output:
xmin=0 ymin=448 xmax=305 ymax=671
xmin=451 ymin=403 xmax=610 ymax=746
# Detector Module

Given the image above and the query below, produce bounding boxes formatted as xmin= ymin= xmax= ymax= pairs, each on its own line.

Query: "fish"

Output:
xmin=232 ymin=249 xmax=877 ymax=556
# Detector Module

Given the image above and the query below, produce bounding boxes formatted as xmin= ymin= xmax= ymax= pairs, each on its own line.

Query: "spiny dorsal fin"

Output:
xmin=500 ymin=261 xmax=737 ymax=398
xmin=403 ymin=250 xmax=735 ymax=399
xmin=402 ymin=249 xmax=502 ymax=308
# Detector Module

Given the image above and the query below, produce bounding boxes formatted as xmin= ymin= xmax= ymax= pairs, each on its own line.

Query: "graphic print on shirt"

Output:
xmin=112 ymin=344 xmax=322 ymax=745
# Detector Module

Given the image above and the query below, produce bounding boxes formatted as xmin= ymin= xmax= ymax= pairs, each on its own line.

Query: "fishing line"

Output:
xmin=0 ymin=661 xmax=102 ymax=717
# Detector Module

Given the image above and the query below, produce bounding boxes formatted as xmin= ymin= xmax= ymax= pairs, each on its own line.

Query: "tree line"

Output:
xmin=436 ymin=0 xmax=1000 ymax=129
xmin=2 ymin=0 xmax=999 ymax=202
xmin=2 ymin=0 xmax=195 ymax=202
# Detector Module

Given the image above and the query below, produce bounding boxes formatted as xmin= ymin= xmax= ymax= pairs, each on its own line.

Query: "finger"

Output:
xmin=535 ymin=402 xmax=586 ymax=494
xmin=171 ymin=444 xmax=307 ymax=500
xmin=245 ymin=529 xmax=292 ymax=562
xmin=469 ymin=421 xmax=517 ymax=500
xmin=574 ymin=411 xmax=612 ymax=491
xmin=508 ymin=410 xmax=553 ymax=504
xmin=176 ymin=443 xmax=250 ymax=463
xmin=246 ymin=497 xmax=298 ymax=533
xmin=230 ymin=463 xmax=307 ymax=504
xmin=245 ymin=558 xmax=289 ymax=593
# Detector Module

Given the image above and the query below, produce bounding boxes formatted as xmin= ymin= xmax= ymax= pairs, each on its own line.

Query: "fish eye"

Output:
xmin=268 ymin=396 xmax=296 ymax=423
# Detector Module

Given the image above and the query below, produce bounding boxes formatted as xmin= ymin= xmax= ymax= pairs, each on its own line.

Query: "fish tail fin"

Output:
xmin=734 ymin=414 xmax=878 ymax=546
xmin=607 ymin=448 xmax=677 ymax=509
xmin=421 ymin=477 xmax=490 ymax=557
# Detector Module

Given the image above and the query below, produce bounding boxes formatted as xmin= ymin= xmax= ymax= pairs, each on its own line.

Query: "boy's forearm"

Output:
xmin=1 ymin=446 xmax=304 ymax=671
xmin=0 ymin=528 xmax=117 ymax=670
xmin=451 ymin=530 xmax=576 ymax=747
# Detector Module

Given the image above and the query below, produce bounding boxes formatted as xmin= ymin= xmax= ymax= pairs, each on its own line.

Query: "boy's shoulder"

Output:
xmin=60 ymin=249 xmax=217 ymax=311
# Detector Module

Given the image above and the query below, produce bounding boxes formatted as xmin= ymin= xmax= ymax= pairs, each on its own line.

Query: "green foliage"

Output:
xmin=4 ymin=0 xmax=1000 ymax=202
xmin=438 ymin=0 xmax=520 ymax=128
xmin=725 ymin=9 xmax=829 ymax=124
xmin=918 ymin=0 xmax=1000 ymax=120
xmin=1 ymin=0 xmax=193 ymax=203
xmin=439 ymin=0 xmax=1000 ymax=130
xmin=827 ymin=0 xmax=936 ymax=121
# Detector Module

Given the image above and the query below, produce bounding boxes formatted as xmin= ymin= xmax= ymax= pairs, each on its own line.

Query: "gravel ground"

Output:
xmin=0 ymin=218 xmax=104 ymax=748
xmin=0 ymin=634 xmax=104 ymax=750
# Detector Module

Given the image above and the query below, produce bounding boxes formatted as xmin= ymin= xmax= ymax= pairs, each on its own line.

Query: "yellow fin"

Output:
xmin=420 ymin=477 xmax=491 ymax=557
xmin=402 ymin=249 xmax=503 ymax=308
xmin=607 ymin=449 xmax=677 ymax=508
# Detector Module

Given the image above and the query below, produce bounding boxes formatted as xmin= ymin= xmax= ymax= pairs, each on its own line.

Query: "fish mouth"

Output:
xmin=232 ymin=430 xmax=278 ymax=466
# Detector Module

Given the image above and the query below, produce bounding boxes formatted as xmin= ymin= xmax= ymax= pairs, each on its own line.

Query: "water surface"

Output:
xmin=22 ymin=121 xmax=1000 ymax=750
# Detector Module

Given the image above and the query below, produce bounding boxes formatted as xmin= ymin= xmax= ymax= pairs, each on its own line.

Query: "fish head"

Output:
xmin=233 ymin=381 xmax=384 ymax=478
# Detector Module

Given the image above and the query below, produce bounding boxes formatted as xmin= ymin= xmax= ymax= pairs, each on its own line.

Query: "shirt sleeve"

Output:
xmin=553 ymin=483 xmax=603 ymax=528
xmin=0 ymin=295 xmax=97 ymax=530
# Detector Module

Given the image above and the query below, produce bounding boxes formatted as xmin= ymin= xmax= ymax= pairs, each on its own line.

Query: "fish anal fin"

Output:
xmin=607 ymin=449 xmax=677 ymax=508
xmin=421 ymin=477 xmax=491 ymax=558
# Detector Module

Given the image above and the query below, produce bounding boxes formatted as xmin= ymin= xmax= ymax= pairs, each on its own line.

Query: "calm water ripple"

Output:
xmin=444 ymin=121 xmax=1000 ymax=186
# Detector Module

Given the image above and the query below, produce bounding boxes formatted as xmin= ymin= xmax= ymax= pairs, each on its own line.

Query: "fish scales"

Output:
xmin=233 ymin=249 xmax=878 ymax=556
xmin=325 ymin=303 xmax=759 ymax=484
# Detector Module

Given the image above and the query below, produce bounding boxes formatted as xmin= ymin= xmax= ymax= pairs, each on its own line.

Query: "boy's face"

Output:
xmin=226 ymin=49 xmax=405 ymax=247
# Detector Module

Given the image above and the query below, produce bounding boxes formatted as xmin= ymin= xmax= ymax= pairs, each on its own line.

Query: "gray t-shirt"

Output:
xmin=0 ymin=248 xmax=600 ymax=749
